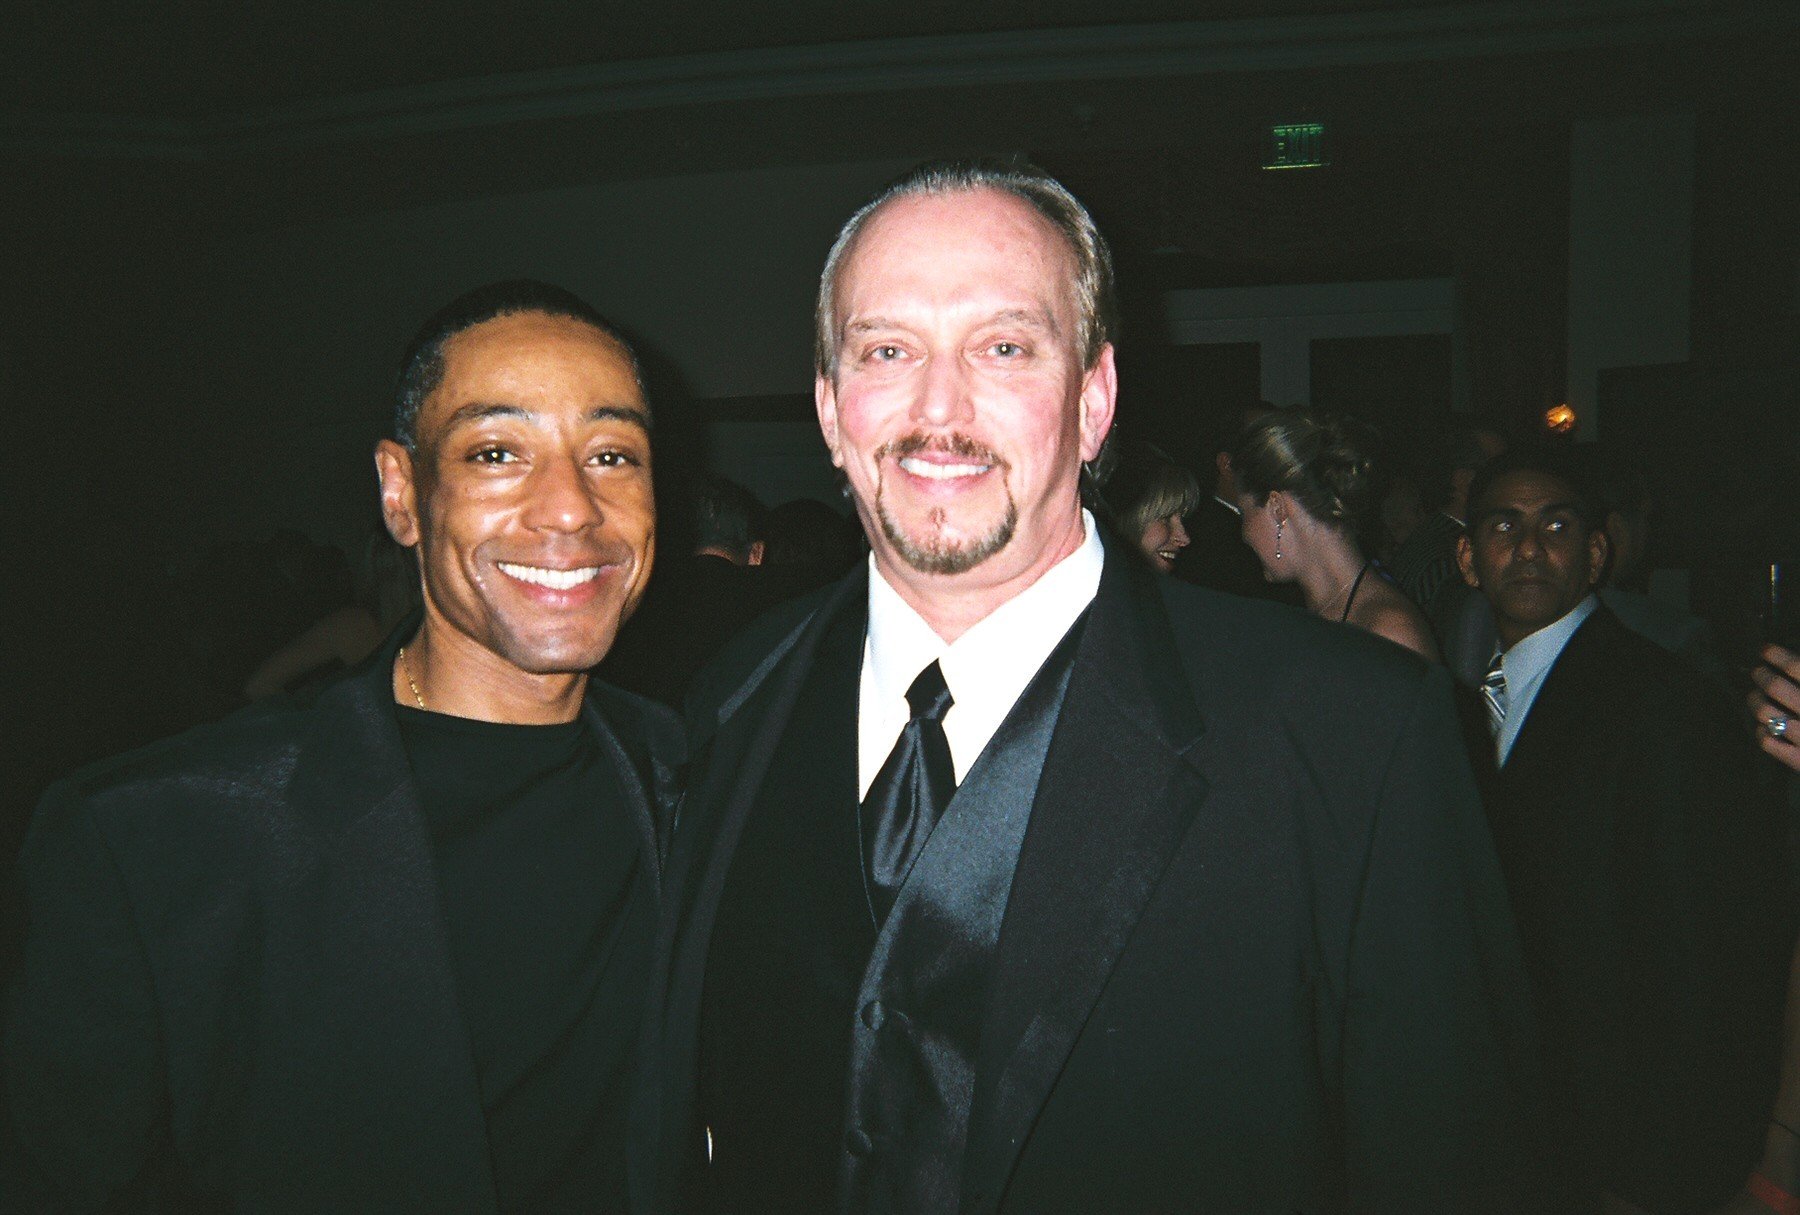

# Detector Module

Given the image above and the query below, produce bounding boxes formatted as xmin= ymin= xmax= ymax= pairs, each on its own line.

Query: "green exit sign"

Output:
xmin=1264 ymin=123 xmax=1328 ymax=170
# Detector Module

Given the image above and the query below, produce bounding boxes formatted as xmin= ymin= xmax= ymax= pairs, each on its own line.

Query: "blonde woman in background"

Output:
xmin=1098 ymin=438 xmax=1201 ymax=574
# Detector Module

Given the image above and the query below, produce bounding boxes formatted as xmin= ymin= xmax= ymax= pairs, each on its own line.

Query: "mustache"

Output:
xmin=875 ymin=432 xmax=1007 ymax=468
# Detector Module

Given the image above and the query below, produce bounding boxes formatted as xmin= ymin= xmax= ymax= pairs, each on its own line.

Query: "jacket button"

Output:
xmin=860 ymin=999 xmax=884 ymax=1030
xmin=845 ymin=1128 xmax=874 ymax=1156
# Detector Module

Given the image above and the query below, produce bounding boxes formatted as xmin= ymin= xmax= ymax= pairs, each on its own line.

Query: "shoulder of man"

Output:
xmin=1571 ymin=606 xmax=1739 ymax=734
xmin=21 ymin=656 xmax=397 ymax=870
xmin=681 ymin=577 xmax=847 ymax=744
xmin=1147 ymin=570 xmax=1477 ymax=813
xmin=1153 ymin=573 xmax=1437 ymax=708
xmin=583 ymin=677 xmax=685 ymax=767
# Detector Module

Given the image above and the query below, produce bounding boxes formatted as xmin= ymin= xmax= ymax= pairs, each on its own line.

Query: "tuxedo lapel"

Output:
xmin=633 ymin=572 xmax=868 ymax=1212
xmin=962 ymin=549 xmax=1207 ymax=1212
xmin=665 ymin=572 xmax=867 ymax=955
xmin=1496 ymin=610 xmax=1611 ymax=788
xmin=278 ymin=649 xmax=499 ymax=1211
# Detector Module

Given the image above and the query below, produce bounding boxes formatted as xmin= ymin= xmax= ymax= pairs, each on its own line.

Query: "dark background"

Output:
xmin=5 ymin=0 xmax=1798 ymax=856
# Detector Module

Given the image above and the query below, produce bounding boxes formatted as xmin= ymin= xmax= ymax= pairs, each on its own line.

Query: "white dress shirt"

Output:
xmin=1491 ymin=594 xmax=1598 ymax=766
xmin=858 ymin=511 xmax=1105 ymax=798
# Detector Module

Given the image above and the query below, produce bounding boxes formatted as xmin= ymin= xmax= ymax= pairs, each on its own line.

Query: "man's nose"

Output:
xmin=910 ymin=354 xmax=974 ymax=428
xmin=524 ymin=454 xmax=603 ymax=532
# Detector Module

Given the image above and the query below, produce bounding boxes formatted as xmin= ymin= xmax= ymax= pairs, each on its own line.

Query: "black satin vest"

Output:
xmin=698 ymin=597 xmax=1087 ymax=1214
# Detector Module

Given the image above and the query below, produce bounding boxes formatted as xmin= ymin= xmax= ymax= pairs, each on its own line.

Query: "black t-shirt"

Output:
xmin=396 ymin=705 xmax=654 ymax=1214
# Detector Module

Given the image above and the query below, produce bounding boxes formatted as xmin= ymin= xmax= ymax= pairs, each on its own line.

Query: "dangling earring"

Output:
xmin=1274 ymin=519 xmax=1283 ymax=560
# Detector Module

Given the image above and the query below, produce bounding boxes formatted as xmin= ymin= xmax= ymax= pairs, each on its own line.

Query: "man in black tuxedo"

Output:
xmin=1455 ymin=449 xmax=1789 ymax=1214
xmin=634 ymin=161 xmax=1538 ymax=1214
xmin=3 ymin=281 xmax=680 ymax=1212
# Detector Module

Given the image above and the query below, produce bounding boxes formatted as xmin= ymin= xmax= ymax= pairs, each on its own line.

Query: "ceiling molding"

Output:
xmin=4 ymin=0 xmax=1789 ymax=161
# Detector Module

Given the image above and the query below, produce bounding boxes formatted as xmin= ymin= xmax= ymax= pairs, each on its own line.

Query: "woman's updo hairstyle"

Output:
xmin=1229 ymin=409 xmax=1384 ymax=539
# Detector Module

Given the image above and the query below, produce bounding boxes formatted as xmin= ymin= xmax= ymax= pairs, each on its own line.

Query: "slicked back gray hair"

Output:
xmin=813 ymin=158 xmax=1117 ymax=379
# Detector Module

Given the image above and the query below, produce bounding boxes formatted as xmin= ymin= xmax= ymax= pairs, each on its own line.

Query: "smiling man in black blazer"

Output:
xmin=3 ymin=281 xmax=681 ymax=1212
xmin=633 ymin=161 xmax=1540 ymax=1215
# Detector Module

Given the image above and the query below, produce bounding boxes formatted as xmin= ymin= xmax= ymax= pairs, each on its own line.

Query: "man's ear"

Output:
xmin=814 ymin=374 xmax=845 ymax=470
xmin=1585 ymin=525 xmax=1610 ymax=590
xmin=1077 ymin=344 xmax=1118 ymax=464
xmin=375 ymin=440 xmax=422 ymax=548
xmin=1456 ymin=533 xmax=1480 ymax=589
xmin=747 ymin=540 xmax=766 ymax=567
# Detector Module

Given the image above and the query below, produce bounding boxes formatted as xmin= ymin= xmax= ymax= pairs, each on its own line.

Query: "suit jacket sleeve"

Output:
xmin=1340 ymin=667 xmax=1540 ymax=1212
xmin=3 ymin=784 xmax=172 ymax=1212
xmin=1595 ymin=683 xmax=1788 ymax=1210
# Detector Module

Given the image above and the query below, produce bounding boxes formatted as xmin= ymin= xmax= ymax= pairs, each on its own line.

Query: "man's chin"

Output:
xmin=877 ymin=499 xmax=1016 ymax=579
xmin=883 ymin=522 xmax=1013 ymax=577
xmin=496 ymin=624 xmax=624 ymax=676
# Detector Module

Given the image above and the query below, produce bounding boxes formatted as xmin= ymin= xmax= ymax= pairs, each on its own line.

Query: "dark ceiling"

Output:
xmin=8 ymin=0 xmax=1531 ymax=116
xmin=5 ymin=1 xmax=1794 ymax=246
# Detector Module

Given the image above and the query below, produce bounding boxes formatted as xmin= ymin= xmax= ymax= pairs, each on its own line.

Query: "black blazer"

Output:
xmin=2 ymin=633 xmax=682 ymax=1213
xmin=1482 ymin=607 xmax=1790 ymax=1213
xmin=635 ymin=541 xmax=1540 ymax=1214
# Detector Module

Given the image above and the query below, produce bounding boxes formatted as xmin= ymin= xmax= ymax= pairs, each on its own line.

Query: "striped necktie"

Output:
xmin=1480 ymin=652 xmax=1508 ymax=739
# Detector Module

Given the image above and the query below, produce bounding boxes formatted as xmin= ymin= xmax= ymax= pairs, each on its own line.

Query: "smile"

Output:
xmin=497 ymin=562 xmax=603 ymax=590
xmin=1155 ymin=549 xmax=1181 ymax=562
xmin=898 ymin=456 xmax=991 ymax=480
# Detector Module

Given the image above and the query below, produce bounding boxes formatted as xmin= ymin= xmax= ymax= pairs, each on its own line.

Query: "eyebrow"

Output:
xmin=442 ymin=401 xmax=652 ymax=433
xmin=840 ymin=308 xmax=1060 ymax=341
xmin=1477 ymin=500 xmax=1582 ymax=521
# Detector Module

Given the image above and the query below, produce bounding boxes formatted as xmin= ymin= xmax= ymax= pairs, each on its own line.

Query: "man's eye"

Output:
xmin=1545 ymin=518 xmax=1568 ymax=533
xmin=470 ymin=447 xmax=516 ymax=465
xmin=870 ymin=345 xmax=904 ymax=361
xmin=592 ymin=450 xmax=640 ymax=468
xmin=991 ymin=341 xmax=1023 ymax=357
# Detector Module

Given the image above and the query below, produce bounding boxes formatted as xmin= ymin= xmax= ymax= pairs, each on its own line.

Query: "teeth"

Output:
xmin=498 ymin=562 xmax=602 ymax=590
xmin=899 ymin=456 xmax=990 ymax=480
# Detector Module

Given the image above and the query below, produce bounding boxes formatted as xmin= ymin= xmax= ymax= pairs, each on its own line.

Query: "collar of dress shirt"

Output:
xmin=1493 ymin=593 xmax=1598 ymax=766
xmin=858 ymin=509 xmax=1105 ymax=797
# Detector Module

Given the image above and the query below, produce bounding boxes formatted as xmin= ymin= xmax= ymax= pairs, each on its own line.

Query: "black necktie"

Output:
xmin=860 ymin=659 xmax=956 ymax=925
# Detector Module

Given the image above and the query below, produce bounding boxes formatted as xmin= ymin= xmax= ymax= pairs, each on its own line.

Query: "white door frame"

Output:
xmin=1162 ymin=278 xmax=1464 ymax=411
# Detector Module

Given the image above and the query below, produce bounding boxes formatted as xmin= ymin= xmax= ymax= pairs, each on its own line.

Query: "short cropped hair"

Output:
xmin=690 ymin=472 xmax=767 ymax=563
xmin=814 ymin=158 xmax=1116 ymax=378
xmin=1231 ymin=410 xmax=1385 ymax=539
xmin=1462 ymin=446 xmax=1606 ymax=533
xmin=1421 ymin=421 xmax=1508 ymax=510
xmin=394 ymin=279 xmax=644 ymax=451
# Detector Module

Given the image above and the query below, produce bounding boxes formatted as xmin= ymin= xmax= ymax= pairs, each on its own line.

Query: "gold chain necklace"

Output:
xmin=396 ymin=645 xmax=426 ymax=710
